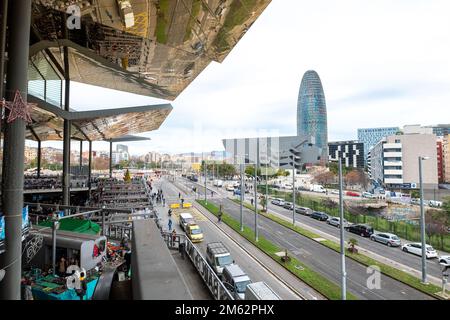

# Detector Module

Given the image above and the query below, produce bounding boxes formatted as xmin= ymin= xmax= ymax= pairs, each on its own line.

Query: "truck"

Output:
xmin=117 ymin=0 xmax=135 ymax=28
xmin=245 ymin=281 xmax=280 ymax=300
xmin=309 ymin=184 xmax=326 ymax=193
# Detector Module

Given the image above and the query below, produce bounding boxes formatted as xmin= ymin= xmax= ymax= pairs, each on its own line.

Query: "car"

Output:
xmin=283 ymin=202 xmax=293 ymax=210
xmin=401 ymin=243 xmax=438 ymax=259
xmin=370 ymin=233 xmax=401 ymax=247
xmin=222 ymin=264 xmax=252 ymax=300
xmin=310 ymin=211 xmax=329 ymax=221
xmin=226 ymin=185 xmax=235 ymax=192
xmin=410 ymin=198 xmax=421 ymax=205
xmin=346 ymin=224 xmax=374 ymax=237
xmin=271 ymin=198 xmax=285 ymax=206
xmin=206 ymin=242 xmax=234 ymax=277
xmin=327 ymin=217 xmax=348 ymax=228
xmin=330 ymin=189 xmax=340 ymax=195
xmin=438 ymin=255 xmax=450 ymax=265
xmin=346 ymin=191 xmax=360 ymax=197
xmin=295 ymin=207 xmax=313 ymax=216
xmin=362 ymin=192 xmax=375 ymax=198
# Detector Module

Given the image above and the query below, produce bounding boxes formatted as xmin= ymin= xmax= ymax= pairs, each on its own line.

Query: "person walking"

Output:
xmin=168 ymin=218 xmax=173 ymax=231
xmin=178 ymin=192 xmax=181 ymax=199
xmin=218 ymin=204 xmax=223 ymax=223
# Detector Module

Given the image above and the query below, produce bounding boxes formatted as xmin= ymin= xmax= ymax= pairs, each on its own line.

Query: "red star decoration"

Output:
xmin=1 ymin=90 xmax=35 ymax=124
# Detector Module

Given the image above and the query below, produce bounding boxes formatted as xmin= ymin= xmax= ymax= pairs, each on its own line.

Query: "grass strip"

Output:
xmin=197 ymin=200 xmax=357 ymax=300
xmin=231 ymin=198 xmax=443 ymax=298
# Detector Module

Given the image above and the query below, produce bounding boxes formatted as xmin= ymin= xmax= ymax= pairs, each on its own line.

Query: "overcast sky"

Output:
xmin=37 ymin=0 xmax=450 ymax=155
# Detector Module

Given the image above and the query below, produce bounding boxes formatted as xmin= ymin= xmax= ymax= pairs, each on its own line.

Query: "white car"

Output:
xmin=271 ymin=198 xmax=285 ymax=206
xmin=225 ymin=185 xmax=235 ymax=192
xmin=401 ymin=243 xmax=438 ymax=259
xmin=438 ymin=255 xmax=450 ymax=265
xmin=327 ymin=217 xmax=348 ymax=228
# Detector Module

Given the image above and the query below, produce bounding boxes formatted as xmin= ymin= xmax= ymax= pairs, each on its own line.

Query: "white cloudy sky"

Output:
xmin=35 ymin=0 xmax=450 ymax=155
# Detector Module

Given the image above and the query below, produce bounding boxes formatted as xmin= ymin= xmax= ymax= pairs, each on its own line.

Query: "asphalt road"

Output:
xmin=192 ymin=179 xmax=447 ymax=282
xmin=181 ymin=178 xmax=435 ymax=300
xmin=155 ymin=178 xmax=303 ymax=300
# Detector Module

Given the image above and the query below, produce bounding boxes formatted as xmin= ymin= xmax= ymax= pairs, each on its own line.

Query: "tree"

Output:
xmin=348 ymin=238 xmax=358 ymax=254
xmin=245 ymin=166 xmax=261 ymax=177
xmin=425 ymin=208 xmax=449 ymax=248
xmin=314 ymin=171 xmax=336 ymax=185
xmin=260 ymin=195 xmax=267 ymax=212
xmin=124 ymin=169 xmax=131 ymax=183
xmin=276 ymin=169 xmax=290 ymax=177
xmin=345 ymin=169 xmax=368 ymax=188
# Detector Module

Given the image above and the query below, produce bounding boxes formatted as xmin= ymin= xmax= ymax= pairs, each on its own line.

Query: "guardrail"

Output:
xmin=106 ymin=224 xmax=133 ymax=240
xmin=160 ymin=231 xmax=234 ymax=300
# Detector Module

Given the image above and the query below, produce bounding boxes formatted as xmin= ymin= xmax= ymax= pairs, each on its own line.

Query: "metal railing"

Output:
xmin=106 ymin=224 xmax=133 ymax=240
xmin=161 ymin=232 xmax=234 ymax=300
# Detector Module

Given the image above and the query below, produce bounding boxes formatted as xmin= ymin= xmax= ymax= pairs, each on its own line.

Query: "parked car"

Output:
xmin=327 ymin=217 xmax=348 ymax=228
xmin=410 ymin=198 xmax=421 ymax=205
xmin=295 ymin=207 xmax=312 ymax=216
xmin=346 ymin=191 xmax=360 ymax=197
xmin=206 ymin=242 xmax=234 ymax=277
xmin=330 ymin=189 xmax=340 ymax=195
xmin=245 ymin=281 xmax=280 ymax=300
xmin=283 ymin=202 xmax=293 ymax=210
xmin=362 ymin=192 xmax=375 ymax=198
xmin=310 ymin=211 xmax=329 ymax=221
xmin=346 ymin=224 xmax=374 ymax=237
xmin=438 ymin=255 xmax=450 ymax=265
xmin=369 ymin=233 xmax=401 ymax=247
xmin=222 ymin=264 xmax=252 ymax=300
xmin=271 ymin=198 xmax=285 ymax=206
xmin=401 ymin=243 xmax=438 ymax=259
xmin=226 ymin=185 xmax=235 ymax=191
xmin=428 ymin=200 xmax=443 ymax=208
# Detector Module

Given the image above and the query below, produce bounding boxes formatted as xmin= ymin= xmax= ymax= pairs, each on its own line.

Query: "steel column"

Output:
xmin=0 ymin=0 xmax=32 ymax=300
xmin=0 ymin=0 xmax=8 ymax=160
xmin=37 ymin=140 xmax=41 ymax=178
xmin=109 ymin=140 xmax=112 ymax=178
xmin=240 ymin=163 xmax=244 ymax=232
xmin=88 ymin=140 xmax=92 ymax=191
xmin=254 ymin=139 xmax=259 ymax=242
xmin=62 ymin=41 xmax=71 ymax=207
xmin=79 ymin=140 xmax=82 ymax=172
xmin=292 ymin=168 xmax=296 ymax=225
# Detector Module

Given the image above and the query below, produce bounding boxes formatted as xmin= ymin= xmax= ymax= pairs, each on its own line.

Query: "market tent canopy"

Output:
xmin=25 ymin=95 xmax=171 ymax=142
xmin=38 ymin=218 xmax=101 ymax=235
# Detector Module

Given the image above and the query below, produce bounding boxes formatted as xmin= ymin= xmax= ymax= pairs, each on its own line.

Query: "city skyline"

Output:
xmin=26 ymin=0 xmax=450 ymax=155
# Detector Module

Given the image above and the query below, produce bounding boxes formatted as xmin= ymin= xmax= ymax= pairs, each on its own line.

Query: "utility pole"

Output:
xmin=339 ymin=158 xmax=347 ymax=300
xmin=292 ymin=167 xmax=296 ymax=225
xmin=240 ymin=162 xmax=244 ymax=232
xmin=419 ymin=156 xmax=430 ymax=284
xmin=254 ymin=139 xmax=259 ymax=242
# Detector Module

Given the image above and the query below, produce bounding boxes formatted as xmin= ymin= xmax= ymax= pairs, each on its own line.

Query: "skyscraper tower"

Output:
xmin=297 ymin=70 xmax=328 ymax=162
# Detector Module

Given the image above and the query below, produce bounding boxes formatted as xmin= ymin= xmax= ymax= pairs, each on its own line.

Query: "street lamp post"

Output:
xmin=292 ymin=167 xmax=296 ymax=225
xmin=419 ymin=156 xmax=430 ymax=284
xmin=255 ymin=140 xmax=260 ymax=242
xmin=240 ymin=163 xmax=244 ymax=232
xmin=339 ymin=158 xmax=347 ymax=300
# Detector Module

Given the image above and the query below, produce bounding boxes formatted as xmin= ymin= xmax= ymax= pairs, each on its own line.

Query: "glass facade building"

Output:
xmin=357 ymin=127 xmax=400 ymax=164
xmin=297 ymin=70 xmax=328 ymax=162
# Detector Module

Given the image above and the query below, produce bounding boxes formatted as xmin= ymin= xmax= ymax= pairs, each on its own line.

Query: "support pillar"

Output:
xmin=37 ymin=140 xmax=41 ymax=178
xmin=79 ymin=140 xmax=82 ymax=173
xmin=109 ymin=140 xmax=112 ymax=178
xmin=0 ymin=0 xmax=32 ymax=300
xmin=88 ymin=140 xmax=92 ymax=191
xmin=62 ymin=43 xmax=71 ymax=206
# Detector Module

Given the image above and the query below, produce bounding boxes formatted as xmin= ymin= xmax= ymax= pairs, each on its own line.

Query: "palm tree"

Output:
xmin=348 ymin=238 xmax=358 ymax=254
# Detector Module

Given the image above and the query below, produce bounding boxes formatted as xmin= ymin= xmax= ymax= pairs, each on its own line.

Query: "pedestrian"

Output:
xmin=181 ymin=198 xmax=184 ymax=206
xmin=211 ymin=191 xmax=214 ymax=197
xmin=162 ymin=197 xmax=166 ymax=207
xmin=168 ymin=218 xmax=173 ymax=231
xmin=218 ymin=211 xmax=222 ymax=223
xmin=251 ymin=198 xmax=254 ymax=206
xmin=171 ymin=229 xmax=177 ymax=246
xmin=58 ymin=256 xmax=67 ymax=276
xmin=178 ymin=192 xmax=181 ymax=199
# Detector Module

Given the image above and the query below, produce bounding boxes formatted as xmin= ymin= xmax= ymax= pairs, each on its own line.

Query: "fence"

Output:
xmin=259 ymin=185 xmax=450 ymax=252
xmin=160 ymin=232 xmax=234 ymax=300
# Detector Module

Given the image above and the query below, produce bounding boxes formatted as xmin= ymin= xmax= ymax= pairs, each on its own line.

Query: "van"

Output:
xmin=206 ymin=242 xmax=233 ymax=277
xmin=222 ymin=264 xmax=252 ymax=300
xmin=179 ymin=213 xmax=195 ymax=231
xmin=186 ymin=223 xmax=203 ymax=243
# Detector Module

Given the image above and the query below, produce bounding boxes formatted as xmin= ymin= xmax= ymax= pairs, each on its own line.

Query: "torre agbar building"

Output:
xmin=297 ymin=70 xmax=328 ymax=163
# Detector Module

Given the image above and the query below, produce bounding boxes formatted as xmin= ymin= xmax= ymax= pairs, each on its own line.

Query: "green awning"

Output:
xmin=38 ymin=218 xmax=100 ymax=235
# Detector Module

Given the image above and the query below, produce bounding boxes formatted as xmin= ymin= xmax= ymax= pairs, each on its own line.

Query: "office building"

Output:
xmin=368 ymin=134 xmax=438 ymax=190
xmin=328 ymin=141 xmax=364 ymax=169
xmin=358 ymin=127 xmax=400 ymax=164
xmin=437 ymin=138 xmax=444 ymax=183
xmin=444 ymin=135 xmax=450 ymax=183
xmin=297 ymin=70 xmax=328 ymax=162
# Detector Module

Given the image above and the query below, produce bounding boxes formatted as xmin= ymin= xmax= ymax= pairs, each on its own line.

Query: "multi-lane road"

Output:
xmin=179 ymin=177 xmax=438 ymax=300
xmin=153 ymin=177 xmax=317 ymax=300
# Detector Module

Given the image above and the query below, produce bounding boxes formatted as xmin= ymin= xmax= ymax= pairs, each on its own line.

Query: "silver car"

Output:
xmin=327 ymin=217 xmax=348 ymax=228
xmin=370 ymin=233 xmax=401 ymax=247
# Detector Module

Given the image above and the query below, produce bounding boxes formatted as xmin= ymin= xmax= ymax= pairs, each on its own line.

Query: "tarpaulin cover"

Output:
xmin=38 ymin=218 xmax=100 ymax=235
